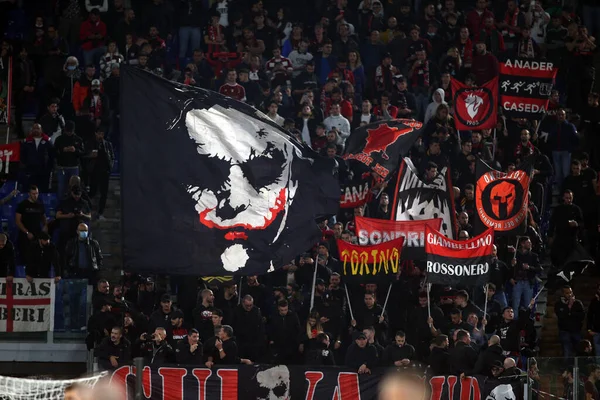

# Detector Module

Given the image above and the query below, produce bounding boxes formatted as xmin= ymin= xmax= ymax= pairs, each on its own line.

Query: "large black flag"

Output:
xmin=475 ymin=158 xmax=533 ymax=236
xmin=120 ymin=67 xmax=339 ymax=276
xmin=343 ymin=119 xmax=422 ymax=180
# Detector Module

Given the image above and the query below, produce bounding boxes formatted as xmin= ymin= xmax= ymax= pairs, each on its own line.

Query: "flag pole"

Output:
xmin=483 ymin=284 xmax=489 ymax=318
xmin=5 ymin=56 xmax=13 ymax=144
xmin=492 ymin=128 xmax=497 ymax=161
xmin=381 ymin=283 xmax=393 ymax=316
xmin=532 ymin=284 xmax=545 ymax=302
xmin=237 ymin=276 xmax=243 ymax=305
xmin=309 ymin=256 xmax=319 ymax=311
xmin=344 ymin=283 xmax=355 ymax=321
xmin=426 ymin=283 xmax=432 ymax=325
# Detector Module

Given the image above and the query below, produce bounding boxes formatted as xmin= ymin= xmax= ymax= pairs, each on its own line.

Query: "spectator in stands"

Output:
xmin=510 ymin=236 xmax=541 ymax=318
xmin=0 ymin=234 xmax=16 ymax=281
xmin=548 ymin=109 xmax=579 ymax=188
xmin=20 ymin=124 xmax=54 ymax=193
xmin=64 ymin=222 xmax=102 ymax=281
xmin=56 ymin=185 xmax=92 ymax=255
xmin=473 ymin=335 xmax=505 ymax=377
xmin=54 ymin=121 xmax=85 ymax=199
xmin=82 ymin=79 xmax=110 ymax=130
xmin=95 ymin=326 xmax=131 ymax=371
xmin=555 ymin=285 xmax=586 ymax=358
xmin=169 ymin=309 xmax=189 ymax=348
xmin=549 ymin=190 xmax=584 ymax=268
xmin=85 ymin=125 xmax=114 ymax=220
xmin=345 ymin=331 xmax=378 ymax=374
xmin=449 ymin=329 xmax=477 ymax=377
xmin=305 ymin=332 xmax=336 ymax=366
xmin=208 ymin=325 xmax=253 ymax=366
xmin=218 ymin=69 xmax=246 ymax=102
xmin=323 ymin=103 xmax=351 ymax=146
xmin=175 ymin=328 xmax=203 ymax=365
xmin=587 ymin=284 xmax=600 ymax=356
xmin=268 ymin=300 xmax=301 ymax=365
xmin=232 ymin=294 xmax=265 ymax=362
xmin=86 ymin=297 xmax=116 ymax=350
xmin=585 ymin=364 xmax=600 ymax=399
xmin=39 ymin=98 xmax=65 ymax=144
xmin=382 ymin=331 xmax=416 ymax=368
xmin=25 ymin=231 xmax=61 ymax=282
xmin=149 ymin=294 xmax=175 ymax=337
xmin=137 ymin=327 xmax=175 ymax=365
xmin=428 ymin=334 xmax=451 ymax=375
xmin=80 ymin=8 xmax=107 ymax=66
xmin=193 ymin=288 xmax=215 ymax=343
xmin=15 ymin=185 xmax=48 ymax=260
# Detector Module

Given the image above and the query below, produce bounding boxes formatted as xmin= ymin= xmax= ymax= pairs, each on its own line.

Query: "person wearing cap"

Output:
xmin=24 ymin=231 xmax=61 ymax=283
xmin=54 ymin=120 xmax=85 ymax=199
xmin=345 ymin=331 xmax=379 ymax=373
xmin=20 ymin=124 xmax=54 ymax=193
xmin=149 ymin=294 xmax=176 ymax=338
xmin=82 ymin=78 xmax=110 ymax=129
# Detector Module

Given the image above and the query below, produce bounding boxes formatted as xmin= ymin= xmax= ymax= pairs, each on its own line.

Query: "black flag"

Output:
xmin=120 ymin=67 xmax=339 ymax=276
xmin=342 ymin=119 xmax=422 ymax=180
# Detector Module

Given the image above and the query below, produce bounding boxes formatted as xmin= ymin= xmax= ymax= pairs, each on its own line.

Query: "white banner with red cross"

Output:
xmin=0 ymin=278 xmax=55 ymax=332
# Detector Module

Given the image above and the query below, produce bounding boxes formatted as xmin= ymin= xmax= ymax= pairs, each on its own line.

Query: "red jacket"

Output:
xmin=372 ymin=105 xmax=399 ymax=119
xmin=465 ymin=9 xmax=494 ymax=38
xmin=79 ymin=18 xmax=107 ymax=51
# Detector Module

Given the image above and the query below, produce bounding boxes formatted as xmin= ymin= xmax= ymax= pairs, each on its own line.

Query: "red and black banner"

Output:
xmin=337 ymin=236 xmax=404 ymax=283
xmin=451 ymin=77 xmax=498 ymax=131
xmin=499 ymin=58 xmax=557 ymax=118
xmin=343 ymin=119 xmax=422 ymax=180
xmin=425 ymin=226 xmax=494 ymax=287
xmin=109 ymin=365 xmax=524 ymax=399
xmin=355 ymin=216 xmax=442 ymax=260
xmin=475 ymin=158 xmax=533 ymax=236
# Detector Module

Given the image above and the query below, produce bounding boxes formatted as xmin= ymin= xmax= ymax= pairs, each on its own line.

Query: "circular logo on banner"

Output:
xmin=476 ymin=174 xmax=528 ymax=231
xmin=454 ymin=87 xmax=494 ymax=129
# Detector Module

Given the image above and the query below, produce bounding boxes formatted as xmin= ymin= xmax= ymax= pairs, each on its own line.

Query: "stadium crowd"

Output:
xmin=0 ymin=0 xmax=599 ymax=395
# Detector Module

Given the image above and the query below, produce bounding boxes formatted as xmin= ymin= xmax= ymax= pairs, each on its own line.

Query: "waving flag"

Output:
xmin=452 ymin=77 xmax=498 ymax=131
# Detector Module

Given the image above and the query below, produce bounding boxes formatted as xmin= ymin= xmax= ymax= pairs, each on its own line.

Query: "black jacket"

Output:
xmin=449 ymin=341 xmax=478 ymax=376
xmin=0 ymin=240 xmax=16 ymax=277
xmin=26 ymin=241 xmax=61 ymax=278
xmin=86 ymin=310 xmax=117 ymax=349
xmin=54 ymin=133 xmax=85 ymax=168
xmin=587 ymin=295 xmax=600 ymax=333
xmin=137 ymin=340 xmax=175 ymax=365
xmin=231 ymin=305 xmax=265 ymax=346
xmin=473 ymin=344 xmax=505 ymax=377
xmin=382 ymin=343 xmax=416 ymax=366
xmin=428 ymin=346 xmax=451 ymax=375
xmin=175 ymin=340 xmax=203 ymax=365
xmin=64 ymin=236 xmax=103 ymax=274
xmin=555 ymin=297 xmax=586 ymax=333
xmin=305 ymin=342 xmax=336 ymax=366
xmin=148 ymin=308 xmax=175 ymax=338
xmin=267 ymin=311 xmax=301 ymax=356
xmin=193 ymin=304 xmax=216 ymax=343
xmin=354 ymin=303 xmax=388 ymax=343
xmin=345 ymin=343 xmax=379 ymax=370
xmin=95 ymin=337 xmax=132 ymax=371
xmin=512 ymin=251 xmax=541 ymax=283
xmin=497 ymin=319 xmax=520 ymax=352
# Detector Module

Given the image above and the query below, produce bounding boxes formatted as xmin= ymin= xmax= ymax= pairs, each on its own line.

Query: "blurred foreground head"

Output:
xmin=64 ymin=380 xmax=124 ymax=400
xmin=379 ymin=372 xmax=427 ymax=400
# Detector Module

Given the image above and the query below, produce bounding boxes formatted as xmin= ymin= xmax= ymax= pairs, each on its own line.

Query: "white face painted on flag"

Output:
xmin=185 ymin=105 xmax=300 ymax=272
xmin=485 ymin=384 xmax=516 ymax=400
xmin=256 ymin=365 xmax=290 ymax=400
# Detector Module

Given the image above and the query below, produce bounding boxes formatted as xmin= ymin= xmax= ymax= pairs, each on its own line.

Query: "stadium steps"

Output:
xmin=91 ymin=177 xmax=122 ymax=284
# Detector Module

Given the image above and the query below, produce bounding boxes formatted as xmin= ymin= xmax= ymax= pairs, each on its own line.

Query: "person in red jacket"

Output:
xmin=465 ymin=0 xmax=494 ymax=40
xmin=324 ymin=87 xmax=353 ymax=120
xmin=372 ymin=92 xmax=398 ymax=120
xmin=79 ymin=8 xmax=107 ymax=67
xmin=471 ymin=42 xmax=498 ymax=86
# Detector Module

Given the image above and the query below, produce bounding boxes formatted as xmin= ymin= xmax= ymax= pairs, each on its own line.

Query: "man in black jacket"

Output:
xmin=148 ymin=294 xmax=175 ymax=338
xmin=232 ymin=295 xmax=265 ymax=362
xmin=428 ymin=335 xmax=451 ymax=375
xmin=488 ymin=245 xmax=510 ymax=308
xmin=86 ymin=126 xmax=115 ymax=220
xmin=449 ymin=330 xmax=478 ymax=377
xmin=0 ymin=234 xmax=16 ymax=280
xmin=175 ymin=328 xmax=203 ymax=365
xmin=407 ymin=291 xmax=446 ymax=360
xmin=549 ymin=190 xmax=584 ymax=267
xmin=25 ymin=232 xmax=61 ymax=282
xmin=305 ymin=333 xmax=336 ymax=366
xmin=54 ymin=120 xmax=85 ymax=199
xmin=267 ymin=300 xmax=301 ymax=365
xmin=345 ymin=331 xmax=379 ymax=374
xmin=95 ymin=326 xmax=132 ymax=371
xmin=352 ymin=291 xmax=388 ymax=344
xmin=207 ymin=325 xmax=253 ymax=366
xmin=137 ymin=327 xmax=175 ymax=365
xmin=510 ymin=236 xmax=541 ymax=319
xmin=473 ymin=335 xmax=505 ymax=377
xmin=64 ymin=223 xmax=103 ymax=282
xmin=587 ymin=284 xmax=600 ymax=356
xmin=382 ymin=331 xmax=416 ymax=367
xmin=497 ymin=307 xmax=520 ymax=356
xmin=193 ymin=288 xmax=215 ymax=343
xmin=556 ymin=285 xmax=586 ymax=358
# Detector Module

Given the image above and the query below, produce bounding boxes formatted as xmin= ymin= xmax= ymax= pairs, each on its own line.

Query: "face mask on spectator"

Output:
xmin=67 ymin=65 xmax=76 ymax=71
xmin=79 ymin=231 xmax=88 ymax=239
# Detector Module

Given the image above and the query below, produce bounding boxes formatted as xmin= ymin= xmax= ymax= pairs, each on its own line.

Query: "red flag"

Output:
xmin=451 ymin=77 xmax=498 ymax=131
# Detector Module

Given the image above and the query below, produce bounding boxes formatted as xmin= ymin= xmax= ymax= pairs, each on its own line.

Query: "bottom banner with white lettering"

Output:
xmin=109 ymin=365 xmax=524 ymax=399
xmin=424 ymin=227 xmax=494 ymax=287
xmin=0 ymin=278 xmax=54 ymax=332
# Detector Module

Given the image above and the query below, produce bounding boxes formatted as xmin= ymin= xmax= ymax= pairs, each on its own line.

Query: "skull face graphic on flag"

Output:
xmin=185 ymin=106 xmax=300 ymax=272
